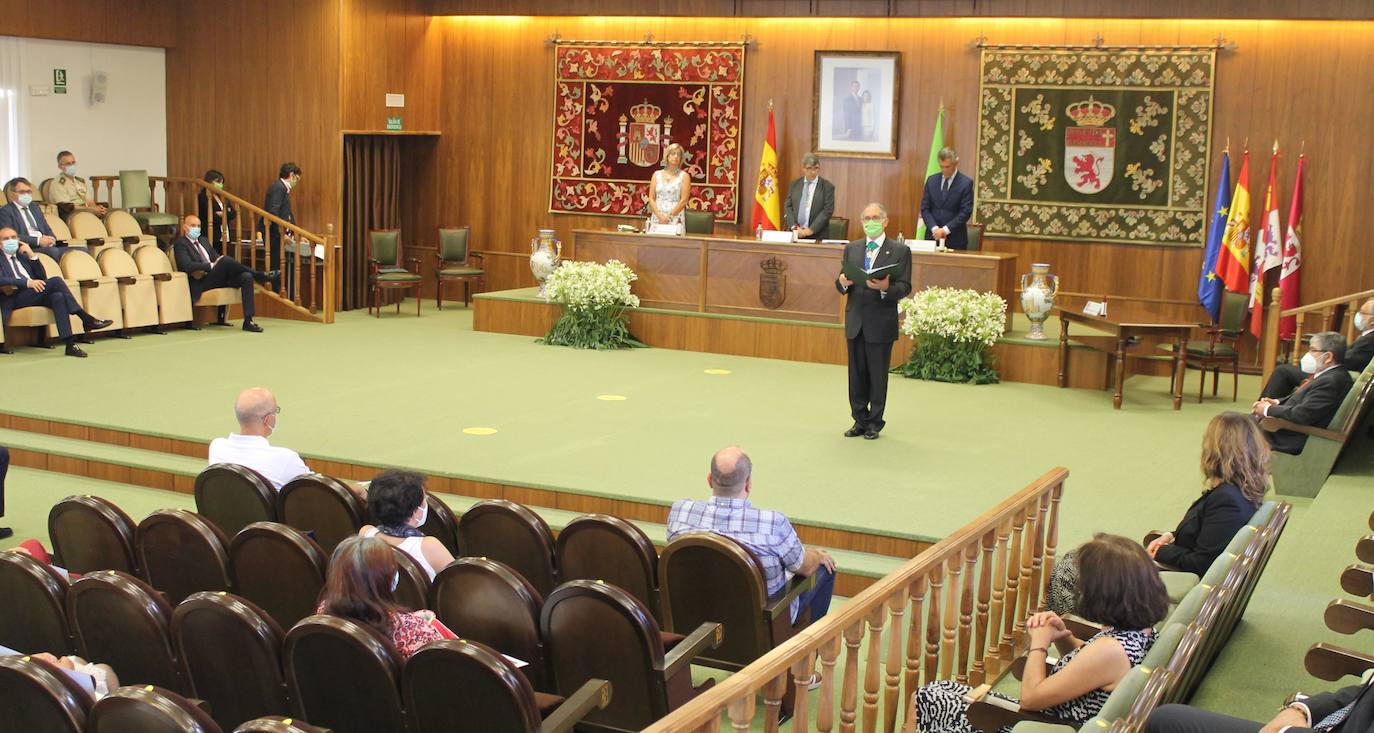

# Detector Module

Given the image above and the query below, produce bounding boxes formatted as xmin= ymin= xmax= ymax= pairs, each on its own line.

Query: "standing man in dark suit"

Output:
xmin=0 ymin=178 xmax=85 ymax=260
xmin=174 ymin=215 xmax=278 ymax=333
xmin=1148 ymin=675 xmax=1374 ymax=732
xmin=0 ymin=226 xmax=112 ymax=357
xmin=1261 ymin=298 xmax=1374 ymax=399
xmin=261 ymin=162 xmax=299 ymax=291
xmin=1252 ymin=331 xmax=1355 ymax=454
xmin=783 ymin=153 xmax=836 ymax=240
xmin=919 ymin=148 xmax=975 ymax=250
xmin=835 ymin=203 xmax=912 ymax=440
xmin=841 ymin=81 xmax=864 ymax=140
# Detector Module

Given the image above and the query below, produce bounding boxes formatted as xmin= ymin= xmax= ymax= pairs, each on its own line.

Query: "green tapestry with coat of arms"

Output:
xmin=975 ymin=48 xmax=1216 ymax=247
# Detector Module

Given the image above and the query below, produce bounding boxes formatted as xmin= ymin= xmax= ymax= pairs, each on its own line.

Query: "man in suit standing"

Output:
xmin=174 ymin=215 xmax=278 ymax=333
xmin=783 ymin=154 xmax=836 ymax=240
xmin=1262 ymin=298 xmax=1374 ymax=400
xmin=261 ymin=162 xmax=300 ymax=291
xmin=0 ymin=226 xmax=112 ymax=357
xmin=835 ymin=203 xmax=912 ymax=440
xmin=919 ymin=148 xmax=975 ymax=250
xmin=1252 ymin=331 xmax=1355 ymax=454
xmin=841 ymin=81 xmax=864 ymax=140
xmin=0 ymin=178 xmax=85 ymax=260
xmin=1148 ymin=675 xmax=1374 ymax=732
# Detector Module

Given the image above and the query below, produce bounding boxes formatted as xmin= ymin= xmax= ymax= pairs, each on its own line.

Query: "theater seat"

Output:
xmin=131 ymin=245 xmax=193 ymax=327
xmin=0 ymin=550 xmax=75 ymax=654
xmin=67 ymin=570 xmax=187 ymax=694
xmin=135 ymin=509 xmax=232 ymax=605
xmin=557 ymin=514 xmax=662 ymax=622
xmin=87 ymin=684 xmax=219 ymax=733
xmin=277 ymin=473 xmax=366 ymax=553
xmin=56 ymin=249 xmax=125 ymax=337
xmin=17 ymin=251 xmax=87 ymax=345
xmin=233 ymin=717 xmax=332 ymax=733
xmin=65 ymin=211 xmax=123 ymax=257
xmin=284 ymin=615 xmax=406 ymax=733
xmin=229 ymin=522 xmax=327 ymax=629
xmin=458 ymin=499 xmax=559 ymax=597
xmin=97 ymin=247 xmax=159 ymax=332
xmin=48 ymin=495 xmax=138 ymax=575
xmin=417 ymin=493 xmax=461 ymax=556
xmin=173 ymin=592 xmax=290 ymax=731
xmin=0 ymin=653 xmax=95 ymax=732
xmin=169 ymin=239 xmax=243 ymax=314
xmin=391 ymin=547 xmax=431 ymax=611
xmin=195 ymin=464 xmax=278 ymax=538
xmin=40 ymin=210 xmax=84 ymax=249
xmin=105 ymin=209 xmax=158 ymax=250
xmin=430 ymin=557 xmax=549 ymax=692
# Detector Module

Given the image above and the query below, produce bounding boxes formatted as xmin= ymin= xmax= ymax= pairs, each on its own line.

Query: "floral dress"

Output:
xmin=914 ymin=628 xmax=1154 ymax=732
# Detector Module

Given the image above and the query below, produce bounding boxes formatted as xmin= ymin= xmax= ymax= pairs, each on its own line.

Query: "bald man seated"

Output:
xmin=172 ymin=215 xmax=278 ymax=332
xmin=208 ymin=387 xmax=309 ymax=490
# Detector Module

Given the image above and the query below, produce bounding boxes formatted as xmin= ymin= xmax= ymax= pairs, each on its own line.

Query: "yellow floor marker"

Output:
xmin=596 ymin=394 xmax=628 ymax=401
xmin=704 ymin=368 xmax=731 ymax=375
xmin=462 ymin=427 xmax=498 ymax=435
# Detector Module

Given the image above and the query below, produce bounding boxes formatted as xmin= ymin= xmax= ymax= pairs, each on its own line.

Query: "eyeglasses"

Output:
xmin=861 ymin=215 xmax=886 ymax=222
xmin=264 ymin=406 xmax=282 ymax=417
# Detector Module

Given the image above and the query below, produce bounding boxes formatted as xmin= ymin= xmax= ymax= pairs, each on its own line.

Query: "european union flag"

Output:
xmin=1198 ymin=152 xmax=1232 ymax=322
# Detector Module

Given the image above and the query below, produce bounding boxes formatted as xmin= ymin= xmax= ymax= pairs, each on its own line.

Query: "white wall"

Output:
xmin=15 ymin=37 xmax=165 ymax=201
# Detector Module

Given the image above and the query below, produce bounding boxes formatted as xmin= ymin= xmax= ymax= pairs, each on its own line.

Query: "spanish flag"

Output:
xmin=1214 ymin=150 xmax=1252 ymax=294
xmin=750 ymin=102 xmax=782 ymax=231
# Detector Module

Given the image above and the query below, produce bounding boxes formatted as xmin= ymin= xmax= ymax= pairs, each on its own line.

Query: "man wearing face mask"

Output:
xmin=1251 ymin=331 xmax=1355 ymax=454
xmin=47 ymin=151 xmax=107 ymax=218
xmin=0 ymin=227 xmax=113 ymax=357
xmin=261 ymin=163 xmax=300 ymax=292
xmin=173 ymin=214 xmax=278 ymax=332
xmin=1260 ymin=297 xmax=1374 ymax=400
xmin=0 ymin=178 xmax=86 ymax=260
xmin=835 ymin=202 xmax=912 ymax=439
xmin=208 ymin=387 xmax=310 ymax=491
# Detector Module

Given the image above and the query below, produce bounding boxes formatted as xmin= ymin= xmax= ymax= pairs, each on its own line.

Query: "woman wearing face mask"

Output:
xmin=316 ymin=536 xmax=446 ymax=658
xmin=358 ymin=469 xmax=454 ymax=580
xmin=646 ymin=143 xmax=690 ymax=233
xmin=196 ymin=170 xmax=237 ymax=251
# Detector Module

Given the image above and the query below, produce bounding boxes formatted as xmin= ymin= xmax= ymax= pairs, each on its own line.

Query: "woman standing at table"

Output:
xmin=647 ymin=143 xmax=690 ymax=233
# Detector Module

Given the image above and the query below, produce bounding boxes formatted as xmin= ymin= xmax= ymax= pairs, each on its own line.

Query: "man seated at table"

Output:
xmin=783 ymin=153 xmax=835 ymax=240
xmin=1251 ymin=331 xmax=1354 ymax=455
xmin=0 ymin=227 xmax=112 ymax=357
xmin=172 ymin=214 xmax=278 ymax=333
xmin=1261 ymin=297 xmax=1374 ymax=400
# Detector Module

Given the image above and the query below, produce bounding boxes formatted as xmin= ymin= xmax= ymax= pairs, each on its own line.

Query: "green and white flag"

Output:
xmin=915 ymin=104 xmax=945 ymax=242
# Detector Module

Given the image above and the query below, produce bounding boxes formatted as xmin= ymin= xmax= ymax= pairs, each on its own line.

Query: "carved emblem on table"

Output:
xmin=759 ymin=257 xmax=787 ymax=310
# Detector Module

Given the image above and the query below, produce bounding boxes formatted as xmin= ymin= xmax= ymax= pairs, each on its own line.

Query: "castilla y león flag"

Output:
xmin=1249 ymin=146 xmax=1283 ymax=338
xmin=751 ymin=104 xmax=782 ymax=231
xmin=1279 ymin=154 xmax=1305 ymax=340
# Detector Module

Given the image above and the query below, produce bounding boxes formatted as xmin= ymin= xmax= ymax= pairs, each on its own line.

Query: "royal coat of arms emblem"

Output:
xmin=759 ymin=257 xmax=787 ymax=309
xmin=618 ymin=100 xmax=675 ymax=168
xmin=1063 ymin=97 xmax=1117 ymax=194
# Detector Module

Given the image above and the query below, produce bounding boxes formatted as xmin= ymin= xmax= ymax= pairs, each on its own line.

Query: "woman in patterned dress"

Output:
xmin=316 ymin=536 xmax=445 ymax=658
xmin=906 ymin=534 xmax=1169 ymax=733
xmin=647 ymin=143 xmax=690 ymax=232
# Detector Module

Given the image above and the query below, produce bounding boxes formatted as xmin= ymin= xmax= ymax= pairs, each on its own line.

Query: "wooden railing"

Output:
xmin=646 ymin=467 xmax=1067 ymax=733
xmin=89 ymin=175 xmax=340 ymax=323
xmin=1260 ymin=287 xmax=1374 ymax=385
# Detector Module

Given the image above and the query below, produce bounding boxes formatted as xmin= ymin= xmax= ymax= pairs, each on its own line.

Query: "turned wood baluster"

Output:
xmin=924 ymin=566 xmax=944 ymax=684
xmin=863 ymin=606 xmax=885 ymax=733
xmin=904 ymin=575 xmax=927 ymax=695
xmin=841 ymin=620 xmax=864 ymax=733
xmin=819 ymin=634 xmax=842 ymax=733
xmin=700 ymin=716 xmax=721 ymax=733
xmin=970 ymin=530 xmax=996 ymax=686
xmin=1017 ymin=505 xmax=1040 ymax=623
xmin=1042 ymin=485 xmax=1063 ymax=611
xmin=792 ymin=652 xmax=817 ymax=732
xmin=763 ymin=672 xmax=788 ymax=733
xmin=1026 ymin=495 xmax=1049 ymax=612
xmin=884 ymin=591 xmax=907 ymax=733
xmin=986 ymin=520 xmax=1011 ymax=671
xmin=728 ymin=691 xmax=755 ymax=732
xmin=940 ymin=557 xmax=960 ymax=680
xmin=956 ymin=543 xmax=978 ymax=683
xmin=1002 ymin=512 xmax=1026 ymax=657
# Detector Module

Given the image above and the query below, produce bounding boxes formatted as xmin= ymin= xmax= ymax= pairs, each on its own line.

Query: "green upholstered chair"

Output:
xmin=1164 ymin=584 xmax=1209 ymax=626
xmin=1263 ymin=361 xmax=1374 ymax=498
xmin=966 ymin=222 xmax=983 ymax=251
xmin=117 ymin=170 xmax=178 ymax=229
xmin=827 ymin=216 xmax=849 ymax=240
xmin=434 ymin=227 xmax=484 ymax=309
xmin=1141 ymin=622 xmax=1188 ymax=670
xmin=1168 ymin=291 xmax=1248 ymax=403
xmin=368 ymin=229 xmax=422 ymax=318
xmin=683 ymin=210 xmax=714 ymax=235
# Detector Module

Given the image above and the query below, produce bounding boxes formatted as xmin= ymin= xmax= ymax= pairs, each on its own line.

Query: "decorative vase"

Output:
xmin=530 ymin=229 xmax=563 ymax=297
xmin=1019 ymin=263 xmax=1059 ymax=340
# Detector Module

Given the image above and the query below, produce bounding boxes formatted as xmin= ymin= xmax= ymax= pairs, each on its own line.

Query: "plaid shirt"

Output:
xmin=667 ymin=496 xmax=806 ymax=618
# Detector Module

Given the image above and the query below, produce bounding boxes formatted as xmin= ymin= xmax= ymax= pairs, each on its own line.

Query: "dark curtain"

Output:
xmin=342 ymin=135 xmax=401 ymax=310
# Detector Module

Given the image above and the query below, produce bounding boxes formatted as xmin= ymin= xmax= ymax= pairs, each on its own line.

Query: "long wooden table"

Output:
xmin=573 ymin=229 xmax=1019 ymax=327
xmin=1055 ymin=306 xmax=1195 ymax=409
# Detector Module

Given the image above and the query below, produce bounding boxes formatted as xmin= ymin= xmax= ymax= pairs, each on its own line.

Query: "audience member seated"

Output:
xmin=667 ymin=446 xmax=836 ymax=625
xmin=47 ymin=150 xmax=107 ymax=218
xmin=316 ymin=536 xmax=446 ymax=658
xmin=1251 ymin=331 xmax=1355 ymax=455
xmin=0 ymin=178 xmax=85 ymax=260
xmin=208 ymin=387 xmax=309 ymax=490
xmin=1047 ymin=411 xmax=1267 ymax=615
xmin=908 ymin=534 xmax=1168 ymax=733
xmin=6 ymin=539 xmax=73 ymax=579
xmin=0 ymin=650 xmax=120 ymax=700
xmin=196 ymin=169 xmax=237 ymax=251
xmin=0 ymin=227 xmax=113 ymax=357
xmin=0 ymin=444 xmax=8 ymax=540
xmin=359 ymin=469 xmax=455 ymax=581
xmin=1146 ymin=665 xmax=1374 ymax=732
xmin=173 ymin=214 xmax=278 ymax=333
xmin=1261 ymin=297 xmax=1374 ymax=401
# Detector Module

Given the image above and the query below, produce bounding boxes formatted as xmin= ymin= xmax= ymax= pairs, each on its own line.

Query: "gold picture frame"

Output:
xmin=812 ymin=50 xmax=901 ymax=159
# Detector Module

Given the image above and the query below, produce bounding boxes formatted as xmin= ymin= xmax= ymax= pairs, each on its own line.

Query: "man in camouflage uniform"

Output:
xmin=47 ymin=150 xmax=107 ymax=218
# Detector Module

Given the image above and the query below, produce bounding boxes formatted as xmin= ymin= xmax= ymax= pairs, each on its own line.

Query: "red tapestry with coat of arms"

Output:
xmin=549 ymin=43 xmax=746 ymax=223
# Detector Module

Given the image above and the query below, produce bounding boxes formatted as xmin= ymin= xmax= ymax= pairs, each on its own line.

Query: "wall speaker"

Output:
xmin=90 ymin=71 xmax=108 ymax=104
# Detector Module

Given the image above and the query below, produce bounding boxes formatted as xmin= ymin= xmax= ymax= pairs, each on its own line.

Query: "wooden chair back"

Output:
xmin=172 ymin=591 xmax=289 ymax=731
xmin=0 ymin=654 xmax=94 ymax=732
xmin=402 ymin=639 xmax=543 ymax=733
xmin=228 ymin=522 xmax=327 ymax=629
xmin=659 ymin=531 xmax=771 ymax=670
xmin=436 ymin=226 xmax=472 ymax=264
xmin=136 ymin=509 xmax=232 ymax=605
xmin=87 ymin=684 xmax=220 ymax=733
xmin=390 ymin=547 xmax=431 ymax=611
xmin=233 ymin=717 xmax=332 ymax=733
xmin=277 ymin=474 xmax=365 ymax=553
xmin=283 ymin=615 xmax=405 ymax=733
xmin=67 ymin=570 xmax=186 ymax=694
xmin=195 ymin=464 xmax=278 ymax=538
xmin=368 ymin=229 xmax=403 ymax=268
xmin=48 ymin=495 xmax=138 ymax=575
xmin=458 ymin=499 xmax=558 ymax=597
xmin=417 ymin=493 xmax=461 ymax=555
xmin=429 ymin=557 xmax=547 ymax=691
xmin=556 ymin=514 xmax=661 ymax=622
xmin=0 ymin=549 xmax=75 ymax=654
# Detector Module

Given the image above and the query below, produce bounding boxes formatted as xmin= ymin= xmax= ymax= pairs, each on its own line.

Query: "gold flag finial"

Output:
xmin=768 ymin=98 xmax=774 ymax=111
xmin=1224 ymin=136 xmax=1230 ymax=154
xmin=1272 ymin=139 xmax=1279 ymax=155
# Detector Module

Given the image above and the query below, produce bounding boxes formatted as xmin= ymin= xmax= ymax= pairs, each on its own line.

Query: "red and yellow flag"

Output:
xmin=1214 ymin=150 xmax=1252 ymax=294
xmin=1279 ymin=154 xmax=1305 ymax=340
xmin=750 ymin=102 xmax=782 ymax=231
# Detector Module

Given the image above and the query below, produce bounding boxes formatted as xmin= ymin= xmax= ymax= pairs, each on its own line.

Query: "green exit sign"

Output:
xmin=53 ymin=68 xmax=67 ymax=86
xmin=386 ymin=116 xmax=402 ymax=131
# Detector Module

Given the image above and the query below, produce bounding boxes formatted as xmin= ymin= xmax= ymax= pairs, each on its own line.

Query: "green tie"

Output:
xmin=866 ymin=241 xmax=879 ymax=252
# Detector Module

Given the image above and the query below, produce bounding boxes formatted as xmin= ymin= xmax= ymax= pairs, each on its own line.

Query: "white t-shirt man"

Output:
xmin=208 ymin=433 xmax=310 ymax=490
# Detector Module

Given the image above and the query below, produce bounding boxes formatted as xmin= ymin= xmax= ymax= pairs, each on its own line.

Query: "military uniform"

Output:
xmin=47 ymin=174 xmax=92 ymax=207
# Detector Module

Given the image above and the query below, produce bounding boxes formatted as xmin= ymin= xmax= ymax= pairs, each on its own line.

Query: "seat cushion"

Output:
xmin=1184 ymin=340 xmax=1238 ymax=357
xmin=131 ymin=211 xmax=179 ymax=227
xmin=438 ymin=267 xmax=484 ymax=276
xmin=375 ymin=273 xmax=421 ymax=283
xmin=1160 ymin=570 xmax=1201 ymax=604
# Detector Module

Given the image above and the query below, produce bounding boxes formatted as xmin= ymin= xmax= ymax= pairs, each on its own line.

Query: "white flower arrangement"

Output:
xmin=542 ymin=259 xmax=641 ymax=311
xmin=899 ymin=287 xmax=1007 ymax=347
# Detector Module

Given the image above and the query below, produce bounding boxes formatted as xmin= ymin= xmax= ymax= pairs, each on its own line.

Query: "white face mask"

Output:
xmin=412 ymin=500 xmax=429 ymax=527
xmin=266 ymin=415 xmax=278 ymax=436
xmin=1300 ymin=351 xmax=1324 ymax=374
xmin=1357 ymin=312 xmax=1371 ymax=332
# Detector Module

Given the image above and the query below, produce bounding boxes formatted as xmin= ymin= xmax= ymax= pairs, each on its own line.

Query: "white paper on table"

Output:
xmin=760 ymin=229 xmax=795 ymax=243
xmin=906 ymin=240 xmax=938 ymax=253
xmin=1083 ymin=300 xmax=1108 ymax=317
xmin=646 ymin=222 xmax=682 ymax=236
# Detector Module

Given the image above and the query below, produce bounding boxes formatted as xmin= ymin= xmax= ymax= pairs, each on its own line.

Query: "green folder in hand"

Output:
xmin=841 ymin=258 xmax=902 ymax=283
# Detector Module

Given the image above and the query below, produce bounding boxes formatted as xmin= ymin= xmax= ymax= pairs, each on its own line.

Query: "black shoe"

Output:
xmin=242 ymin=321 xmax=264 ymax=333
xmin=863 ymin=429 xmax=880 ymax=440
xmin=264 ymin=270 xmax=281 ymax=286
xmin=844 ymin=424 xmax=866 ymax=438
xmin=65 ymin=343 xmax=88 ymax=358
xmin=84 ymin=318 xmax=113 ymax=331
xmin=0 ymin=527 xmax=12 ymax=540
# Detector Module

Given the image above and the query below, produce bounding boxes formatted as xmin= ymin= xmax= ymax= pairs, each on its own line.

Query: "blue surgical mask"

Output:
xmin=63 ymin=165 xmax=77 ymax=177
xmin=188 ymin=226 xmax=202 ymax=240
xmin=2 ymin=239 xmax=18 ymax=255
xmin=17 ymin=193 xmax=32 ymax=207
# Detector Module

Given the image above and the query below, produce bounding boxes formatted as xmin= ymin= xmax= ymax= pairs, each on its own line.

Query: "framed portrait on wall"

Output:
xmin=812 ymin=50 xmax=901 ymax=159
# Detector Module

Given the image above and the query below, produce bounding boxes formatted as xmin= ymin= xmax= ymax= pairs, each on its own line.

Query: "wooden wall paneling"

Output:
xmin=0 ymin=0 xmax=177 ymax=48
xmin=342 ymin=0 xmax=443 ymax=132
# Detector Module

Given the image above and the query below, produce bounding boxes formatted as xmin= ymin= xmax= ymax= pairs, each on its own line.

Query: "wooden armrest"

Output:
xmin=1007 ymin=654 xmax=1056 ymax=681
xmin=1326 ymin=599 xmax=1374 ymax=635
xmin=540 ymin=678 xmax=611 ymax=733
xmin=765 ymin=573 xmax=816 ymax=620
xmin=406 ymin=257 xmax=421 ymax=264
xmin=83 ymin=237 xmax=105 ymax=246
xmin=1359 ymin=536 xmax=1374 ymax=564
xmin=120 ymin=235 xmax=142 ymax=245
xmin=1064 ymin=615 xmax=1102 ymax=642
xmin=661 ymin=622 xmax=723 ymax=681
xmin=151 ymin=273 xmax=172 ymax=281
xmin=1340 ymin=564 xmax=1373 ymax=597
xmin=1258 ymin=416 xmax=1346 ymax=443
xmin=469 ymin=251 xmax=485 ymax=260
xmin=190 ymin=270 xmax=207 ymax=280
xmin=115 ymin=276 xmax=136 ymax=285
xmin=965 ymin=685 xmax=1075 ymax=731
xmin=1305 ymin=642 xmax=1374 ymax=681
xmin=77 ymin=279 xmax=99 ymax=289
xmin=0 ymin=285 xmax=15 ymax=295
